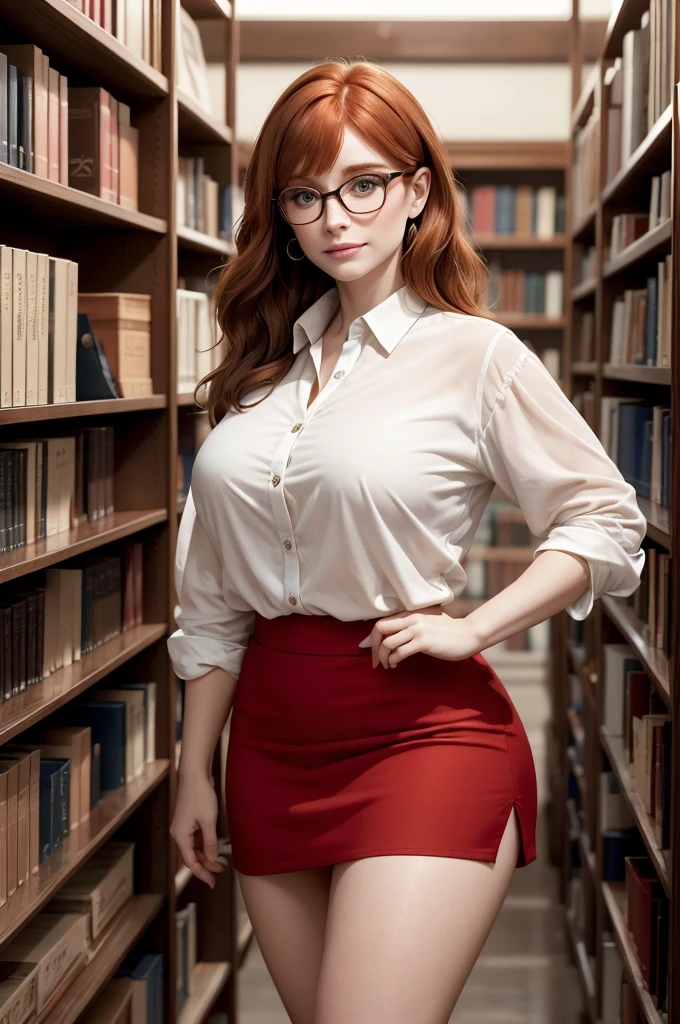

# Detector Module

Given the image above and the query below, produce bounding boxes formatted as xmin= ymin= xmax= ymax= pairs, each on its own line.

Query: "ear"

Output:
xmin=409 ymin=167 xmax=431 ymax=218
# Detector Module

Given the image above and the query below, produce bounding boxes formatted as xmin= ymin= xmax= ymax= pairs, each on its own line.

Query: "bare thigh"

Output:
xmin=236 ymin=864 xmax=333 ymax=1024
xmin=314 ymin=807 xmax=521 ymax=1024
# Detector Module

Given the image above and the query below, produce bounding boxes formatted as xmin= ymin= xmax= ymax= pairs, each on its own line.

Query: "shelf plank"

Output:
xmin=600 ymin=595 xmax=670 ymax=704
xmin=571 ymin=278 xmax=597 ymax=302
xmin=602 ymin=106 xmax=672 ymax=206
xmin=601 ymin=882 xmax=665 ymax=1024
xmin=178 ymin=962 xmax=231 ymax=1024
xmin=0 ymin=622 xmax=168 ymax=745
xmin=0 ymin=164 xmax=167 ymax=232
xmin=487 ymin=314 xmax=566 ymax=330
xmin=0 ymin=763 xmax=169 ymax=948
xmin=0 ymin=509 xmax=168 ymax=586
xmin=473 ymin=234 xmax=567 ymax=250
xmin=603 ymin=0 xmax=655 ymax=58
xmin=603 ymin=219 xmax=672 ymax=278
xmin=178 ymin=91 xmax=233 ymax=146
xmin=601 ymin=364 xmax=671 ymax=388
xmin=181 ymin=0 xmax=233 ymax=17
xmin=572 ymin=66 xmax=598 ymax=130
xmin=177 ymin=225 xmax=235 ymax=256
xmin=0 ymin=396 xmax=167 ymax=426
xmin=571 ymin=360 xmax=597 ymax=376
xmin=636 ymin=495 xmax=671 ymax=549
xmin=599 ymin=729 xmax=669 ymax=893
xmin=38 ymin=894 xmax=165 ymax=1024
xmin=0 ymin=0 xmax=168 ymax=100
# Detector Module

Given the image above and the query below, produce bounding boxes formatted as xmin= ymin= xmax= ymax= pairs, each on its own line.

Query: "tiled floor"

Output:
xmin=236 ymin=664 xmax=584 ymax=1023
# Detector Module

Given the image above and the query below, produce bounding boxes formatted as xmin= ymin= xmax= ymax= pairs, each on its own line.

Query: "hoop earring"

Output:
xmin=403 ymin=220 xmax=418 ymax=256
xmin=286 ymin=237 xmax=306 ymax=261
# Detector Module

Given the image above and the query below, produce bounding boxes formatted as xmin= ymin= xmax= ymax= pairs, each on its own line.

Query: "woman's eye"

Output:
xmin=293 ymin=190 xmax=318 ymax=206
xmin=351 ymin=177 xmax=379 ymax=194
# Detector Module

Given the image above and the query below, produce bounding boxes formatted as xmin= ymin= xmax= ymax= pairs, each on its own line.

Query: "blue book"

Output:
xmin=638 ymin=418 xmax=653 ymax=498
xmin=661 ymin=412 xmax=671 ymax=507
xmin=617 ymin=403 xmax=653 ymax=490
xmin=117 ymin=953 xmax=164 ymax=1024
xmin=39 ymin=760 xmax=65 ymax=859
xmin=63 ymin=701 xmax=126 ymax=790
xmin=644 ymin=276 xmax=658 ymax=365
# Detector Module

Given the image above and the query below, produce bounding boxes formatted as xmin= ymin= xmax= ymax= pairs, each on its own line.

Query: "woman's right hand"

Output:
xmin=170 ymin=774 xmax=225 ymax=889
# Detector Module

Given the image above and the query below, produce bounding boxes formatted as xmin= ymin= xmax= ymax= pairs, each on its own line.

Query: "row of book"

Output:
xmin=572 ymin=110 xmax=599 ymax=227
xmin=0 ymin=846 xmax=163 ymax=1022
xmin=176 ymin=288 xmax=224 ymax=395
xmin=487 ymin=266 xmax=564 ymax=318
xmin=1 ymin=543 xmax=144 ymax=701
xmin=65 ymin=0 xmax=162 ymax=71
xmin=0 ymin=44 xmax=139 ymax=210
xmin=605 ymin=1 xmax=673 ymax=184
xmin=608 ymin=172 xmax=672 ymax=264
xmin=602 ymin=642 xmax=671 ymax=848
xmin=463 ymin=185 xmax=565 ymax=238
xmin=176 ymin=899 xmax=198 ymax=1016
xmin=607 ymin=258 xmax=673 ymax=368
xmin=1 ymin=681 xmax=156 ymax=892
xmin=602 ymin=917 xmax=665 ymax=1023
xmin=176 ymin=157 xmax=242 ymax=242
xmin=0 ymin=426 xmax=116 ymax=555
xmin=602 ymin=399 xmax=671 ymax=508
xmin=631 ymin=546 xmax=670 ymax=661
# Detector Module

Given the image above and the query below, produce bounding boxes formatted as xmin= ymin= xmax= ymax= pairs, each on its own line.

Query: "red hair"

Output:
xmin=203 ymin=57 xmax=489 ymax=424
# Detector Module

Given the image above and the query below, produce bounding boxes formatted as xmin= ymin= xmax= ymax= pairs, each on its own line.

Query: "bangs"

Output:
xmin=275 ymin=88 xmax=419 ymax=187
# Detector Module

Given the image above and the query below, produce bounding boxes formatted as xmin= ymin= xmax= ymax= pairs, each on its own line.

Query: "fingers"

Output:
xmin=171 ymin=823 xmax=220 ymax=889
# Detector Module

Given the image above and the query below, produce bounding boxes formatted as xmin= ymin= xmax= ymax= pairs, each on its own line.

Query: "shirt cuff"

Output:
xmin=167 ymin=629 xmax=249 ymax=681
xmin=532 ymin=520 xmax=646 ymax=621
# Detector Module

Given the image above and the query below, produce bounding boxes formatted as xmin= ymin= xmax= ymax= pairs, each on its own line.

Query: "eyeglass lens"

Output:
xmin=280 ymin=174 xmax=388 ymax=224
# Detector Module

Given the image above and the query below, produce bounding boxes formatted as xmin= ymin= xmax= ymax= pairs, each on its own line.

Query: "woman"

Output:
xmin=168 ymin=59 xmax=645 ymax=1023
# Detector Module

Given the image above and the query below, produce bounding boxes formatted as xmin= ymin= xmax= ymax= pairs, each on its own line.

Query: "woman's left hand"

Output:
xmin=363 ymin=605 xmax=485 ymax=670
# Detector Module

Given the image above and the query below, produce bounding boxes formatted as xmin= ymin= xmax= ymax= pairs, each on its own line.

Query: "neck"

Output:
xmin=330 ymin=252 xmax=405 ymax=338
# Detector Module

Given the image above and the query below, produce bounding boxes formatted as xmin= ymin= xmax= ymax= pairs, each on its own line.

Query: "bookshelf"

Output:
xmin=0 ymin=2 xmax=247 ymax=1023
xmin=553 ymin=0 xmax=677 ymax=1021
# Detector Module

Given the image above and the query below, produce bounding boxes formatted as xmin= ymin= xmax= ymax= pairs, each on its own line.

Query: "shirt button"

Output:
xmin=288 ymin=594 xmax=298 ymax=606
xmin=291 ymin=423 xmax=303 ymax=432
xmin=333 ymin=370 xmax=345 ymax=379
xmin=272 ymin=474 xmax=281 ymax=486
xmin=283 ymin=539 xmax=292 ymax=550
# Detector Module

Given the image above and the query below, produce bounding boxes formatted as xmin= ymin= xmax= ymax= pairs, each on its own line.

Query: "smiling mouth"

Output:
xmin=325 ymin=244 xmax=365 ymax=253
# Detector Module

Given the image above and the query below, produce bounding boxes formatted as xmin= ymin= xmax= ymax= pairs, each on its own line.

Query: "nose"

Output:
xmin=323 ymin=193 xmax=351 ymax=230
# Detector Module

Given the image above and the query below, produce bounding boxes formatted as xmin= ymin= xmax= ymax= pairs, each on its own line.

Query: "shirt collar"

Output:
xmin=292 ymin=284 xmax=429 ymax=356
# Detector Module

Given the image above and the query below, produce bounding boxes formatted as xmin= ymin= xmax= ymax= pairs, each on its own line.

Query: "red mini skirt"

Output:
xmin=225 ymin=612 xmax=537 ymax=875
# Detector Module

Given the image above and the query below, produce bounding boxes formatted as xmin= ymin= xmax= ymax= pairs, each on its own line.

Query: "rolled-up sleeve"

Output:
xmin=476 ymin=329 xmax=647 ymax=620
xmin=167 ymin=487 xmax=256 ymax=680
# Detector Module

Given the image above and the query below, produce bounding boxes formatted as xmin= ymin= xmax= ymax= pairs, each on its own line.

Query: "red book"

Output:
xmin=625 ymin=856 xmax=664 ymax=987
xmin=68 ymin=87 xmax=111 ymax=200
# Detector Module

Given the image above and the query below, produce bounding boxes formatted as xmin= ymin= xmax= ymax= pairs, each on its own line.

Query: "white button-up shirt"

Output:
xmin=167 ymin=283 xmax=646 ymax=681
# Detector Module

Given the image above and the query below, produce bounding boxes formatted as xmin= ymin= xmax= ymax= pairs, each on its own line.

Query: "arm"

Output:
xmin=168 ymin=488 xmax=256 ymax=886
xmin=465 ymin=330 xmax=646 ymax=648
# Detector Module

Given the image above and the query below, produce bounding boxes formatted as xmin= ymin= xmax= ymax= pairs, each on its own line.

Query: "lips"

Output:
xmin=325 ymin=244 xmax=364 ymax=253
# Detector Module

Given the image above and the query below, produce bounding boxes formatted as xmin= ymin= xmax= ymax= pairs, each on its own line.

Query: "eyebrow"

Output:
xmin=288 ymin=162 xmax=389 ymax=183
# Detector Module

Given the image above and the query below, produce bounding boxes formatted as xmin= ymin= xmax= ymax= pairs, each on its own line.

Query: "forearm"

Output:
xmin=177 ymin=666 xmax=238 ymax=783
xmin=464 ymin=549 xmax=592 ymax=650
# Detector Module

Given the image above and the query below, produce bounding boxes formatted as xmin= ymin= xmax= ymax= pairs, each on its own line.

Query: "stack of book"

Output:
xmin=79 ymin=293 xmax=152 ymax=397
xmin=176 ymin=289 xmax=223 ymax=395
xmin=0 ymin=911 xmax=89 ymax=1019
xmin=572 ymin=109 xmax=599 ymax=225
xmin=65 ymin=0 xmax=162 ymax=71
xmin=0 ymin=44 xmax=68 ymax=178
xmin=607 ymin=266 xmax=673 ymax=368
xmin=608 ymin=171 xmax=671 ymax=260
xmin=68 ymin=88 xmax=139 ymax=210
xmin=177 ymin=158 xmax=222 ymax=238
xmin=487 ymin=265 xmax=564 ymax=318
xmin=601 ymin=399 xmax=671 ymax=509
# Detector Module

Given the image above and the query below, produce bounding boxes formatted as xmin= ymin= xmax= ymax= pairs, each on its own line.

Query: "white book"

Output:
xmin=0 ymin=245 xmax=13 ymax=408
xmin=659 ymin=169 xmax=671 ymax=221
xmin=49 ymin=257 xmax=70 ymax=404
xmin=25 ymin=251 xmax=38 ymax=407
xmin=544 ymin=271 xmax=563 ymax=319
xmin=12 ymin=247 xmax=27 ymax=406
xmin=599 ymin=770 xmax=634 ymax=831
xmin=66 ymin=261 xmax=78 ymax=403
xmin=36 ymin=253 xmax=49 ymax=405
xmin=649 ymin=175 xmax=660 ymax=229
xmin=603 ymin=643 xmax=641 ymax=737
xmin=535 ymin=187 xmax=556 ymax=238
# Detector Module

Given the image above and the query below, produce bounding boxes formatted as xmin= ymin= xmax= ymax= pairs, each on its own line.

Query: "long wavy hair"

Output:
xmin=201 ymin=57 xmax=489 ymax=425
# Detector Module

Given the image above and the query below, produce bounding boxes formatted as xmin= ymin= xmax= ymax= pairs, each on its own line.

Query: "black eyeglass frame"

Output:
xmin=271 ymin=169 xmax=419 ymax=225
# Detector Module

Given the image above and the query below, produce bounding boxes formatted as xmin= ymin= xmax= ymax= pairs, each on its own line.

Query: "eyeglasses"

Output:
xmin=272 ymin=170 xmax=419 ymax=226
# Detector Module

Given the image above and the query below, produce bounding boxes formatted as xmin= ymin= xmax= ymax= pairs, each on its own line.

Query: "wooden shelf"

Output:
xmin=571 ymin=360 xmax=596 ymax=376
xmin=0 ymin=396 xmax=167 ymax=426
xmin=603 ymin=0 xmax=654 ymax=59
xmin=38 ymin=894 xmax=165 ymax=1024
xmin=0 ymin=762 xmax=169 ymax=948
xmin=602 ymin=106 xmax=672 ymax=206
xmin=601 ymin=882 xmax=665 ymax=1024
xmin=0 ymin=509 xmax=168 ymax=586
xmin=571 ymin=278 xmax=597 ymax=302
xmin=602 ymin=364 xmax=671 ymax=388
xmin=572 ymin=65 xmax=598 ymax=130
xmin=473 ymin=233 xmax=567 ymax=250
xmin=0 ymin=164 xmax=167 ymax=233
xmin=600 ymin=729 xmax=669 ymax=893
xmin=572 ymin=202 xmax=597 ymax=242
xmin=0 ymin=622 xmax=168 ymax=745
xmin=178 ymin=91 xmax=233 ymax=146
xmin=181 ymin=0 xmax=233 ymax=17
xmin=603 ymin=219 xmax=672 ymax=278
xmin=178 ymin=962 xmax=232 ymax=1024
xmin=0 ymin=0 xmax=168 ymax=100
xmin=600 ymin=595 xmax=670 ymax=704
xmin=488 ymin=314 xmax=566 ymax=330
xmin=177 ymin=225 xmax=236 ymax=256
